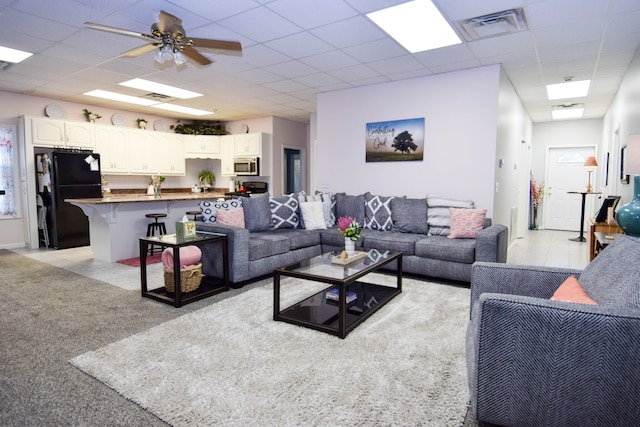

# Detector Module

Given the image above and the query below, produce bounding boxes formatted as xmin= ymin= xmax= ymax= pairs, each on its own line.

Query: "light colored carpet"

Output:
xmin=71 ymin=275 xmax=471 ymax=426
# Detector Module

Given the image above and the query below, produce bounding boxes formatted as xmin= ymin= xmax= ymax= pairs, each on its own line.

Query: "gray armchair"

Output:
xmin=466 ymin=234 xmax=640 ymax=427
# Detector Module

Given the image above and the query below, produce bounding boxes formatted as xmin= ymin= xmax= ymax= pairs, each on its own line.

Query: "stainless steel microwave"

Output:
xmin=233 ymin=157 xmax=259 ymax=175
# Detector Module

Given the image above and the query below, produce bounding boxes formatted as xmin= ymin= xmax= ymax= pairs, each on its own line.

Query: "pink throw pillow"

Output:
xmin=448 ymin=208 xmax=487 ymax=239
xmin=551 ymin=275 xmax=598 ymax=305
xmin=161 ymin=246 xmax=202 ymax=269
xmin=216 ymin=207 xmax=245 ymax=228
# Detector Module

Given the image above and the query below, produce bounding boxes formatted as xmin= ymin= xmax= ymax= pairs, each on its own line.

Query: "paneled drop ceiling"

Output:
xmin=0 ymin=0 xmax=638 ymax=123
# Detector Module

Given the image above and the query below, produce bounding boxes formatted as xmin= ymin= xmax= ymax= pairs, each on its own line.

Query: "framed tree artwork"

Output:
xmin=365 ymin=118 xmax=424 ymax=162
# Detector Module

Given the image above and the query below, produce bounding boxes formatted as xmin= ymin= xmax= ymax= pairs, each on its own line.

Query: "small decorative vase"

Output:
xmin=153 ymin=182 xmax=162 ymax=199
xmin=344 ymin=237 xmax=355 ymax=256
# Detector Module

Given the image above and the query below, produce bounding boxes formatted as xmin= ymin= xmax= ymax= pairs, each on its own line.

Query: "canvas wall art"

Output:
xmin=365 ymin=118 xmax=424 ymax=162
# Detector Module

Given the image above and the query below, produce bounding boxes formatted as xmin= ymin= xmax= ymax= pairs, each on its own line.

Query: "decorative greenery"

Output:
xmin=136 ymin=118 xmax=148 ymax=125
xmin=170 ymin=120 xmax=227 ymax=135
xmin=198 ymin=169 xmax=216 ymax=185
xmin=82 ymin=109 xmax=101 ymax=121
xmin=149 ymin=175 xmax=166 ymax=185
xmin=337 ymin=216 xmax=362 ymax=241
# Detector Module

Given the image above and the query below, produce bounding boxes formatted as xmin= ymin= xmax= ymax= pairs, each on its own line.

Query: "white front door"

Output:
xmin=543 ymin=146 xmax=597 ymax=231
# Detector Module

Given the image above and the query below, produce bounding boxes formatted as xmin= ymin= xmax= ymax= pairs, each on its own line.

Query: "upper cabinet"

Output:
xmin=94 ymin=125 xmax=130 ymax=174
xmin=157 ymin=133 xmax=185 ymax=175
xmin=234 ymin=133 xmax=261 ymax=156
xmin=31 ymin=118 xmax=94 ymax=149
xmin=184 ymin=135 xmax=220 ymax=159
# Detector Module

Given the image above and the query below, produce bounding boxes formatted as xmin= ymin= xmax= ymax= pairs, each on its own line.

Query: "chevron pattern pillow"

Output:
xmin=447 ymin=207 xmax=486 ymax=239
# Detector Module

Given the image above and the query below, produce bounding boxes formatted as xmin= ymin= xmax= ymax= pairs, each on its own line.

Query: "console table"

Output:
xmin=568 ymin=191 xmax=601 ymax=242
xmin=589 ymin=218 xmax=622 ymax=260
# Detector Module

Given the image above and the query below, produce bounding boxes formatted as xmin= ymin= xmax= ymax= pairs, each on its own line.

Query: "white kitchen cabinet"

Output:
xmin=128 ymin=129 xmax=158 ymax=174
xmin=184 ymin=135 xmax=220 ymax=158
xmin=220 ymin=135 xmax=235 ymax=176
xmin=234 ymin=133 xmax=261 ymax=156
xmin=157 ymin=133 xmax=185 ymax=175
xmin=31 ymin=118 xmax=95 ymax=149
xmin=94 ymin=125 xmax=130 ymax=174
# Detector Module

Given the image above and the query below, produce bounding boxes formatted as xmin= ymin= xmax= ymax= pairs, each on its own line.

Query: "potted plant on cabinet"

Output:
xmin=137 ymin=118 xmax=148 ymax=129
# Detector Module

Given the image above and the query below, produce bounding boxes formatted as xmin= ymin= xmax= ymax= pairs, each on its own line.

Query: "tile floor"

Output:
xmin=11 ymin=229 xmax=591 ymax=291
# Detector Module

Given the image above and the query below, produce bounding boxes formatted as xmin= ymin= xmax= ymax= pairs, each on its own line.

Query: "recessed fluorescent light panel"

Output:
xmin=119 ymin=79 xmax=202 ymax=99
xmin=0 ymin=45 xmax=33 ymax=63
xmin=151 ymin=103 xmax=212 ymax=116
xmin=83 ymin=90 xmax=159 ymax=106
xmin=367 ymin=0 xmax=461 ymax=53
xmin=552 ymin=104 xmax=584 ymax=120
xmin=546 ymin=80 xmax=591 ymax=100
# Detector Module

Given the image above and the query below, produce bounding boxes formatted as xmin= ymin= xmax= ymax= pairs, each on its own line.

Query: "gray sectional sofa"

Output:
xmin=196 ymin=191 xmax=508 ymax=287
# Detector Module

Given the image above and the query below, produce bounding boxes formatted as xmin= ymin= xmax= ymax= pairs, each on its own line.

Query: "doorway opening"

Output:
xmin=284 ymin=148 xmax=302 ymax=194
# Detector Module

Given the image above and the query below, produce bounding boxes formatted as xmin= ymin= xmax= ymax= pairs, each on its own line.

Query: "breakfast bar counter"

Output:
xmin=67 ymin=192 xmax=225 ymax=263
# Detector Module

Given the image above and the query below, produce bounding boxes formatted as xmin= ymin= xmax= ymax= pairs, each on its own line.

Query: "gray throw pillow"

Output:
xmin=335 ymin=193 xmax=365 ymax=224
xmin=364 ymin=192 xmax=394 ymax=231
xmin=426 ymin=195 xmax=474 ymax=236
xmin=270 ymin=194 xmax=300 ymax=229
xmin=391 ymin=197 xmax=428 ymax=234
xmin=242 ymin=195 xmax=271 ymax=232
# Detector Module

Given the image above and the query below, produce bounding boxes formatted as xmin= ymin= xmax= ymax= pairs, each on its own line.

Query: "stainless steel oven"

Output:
xmin=233 ymin=157 xmax=259 ymax=175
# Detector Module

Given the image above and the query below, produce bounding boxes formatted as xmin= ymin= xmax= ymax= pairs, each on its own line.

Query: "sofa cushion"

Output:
xmin=335 ymin=193 xmax=365 ymax=225
xmin=364 ymin=192 xmax=394 ymax=231
xmin=242 ymin=195 xmax=271 ymax=232
xmin=299 ymin=201 xmax=327 ymax=230
xmin=391 ymin=197 xmax=428 ymax=234
xmin=270 ymin=194 xmax=299 ymax=229
xmin=578 ymin=234 xmax=640 ymax=308
xmin=448 ymin=208 xmax=487 ymax=239
xmin=319 ymin=227 xmax=363 ymax=248
xmin=268 ymin=228 xmax=321 ymax=250
xmin=199 ymin=198 xmax=244 ymax=223
xmin=415 ymin=235 xmax=476 ymax=264
xmin=362 ymin=230 xmax=423 ymax=255
xmin=216 ymin=207 xmax=245 ymax=228
xmin=551 ymin=275 xmax=598 ymax=305
xmin=315 ymin=191 xmax=337 ymax=226
xmin=426 ymin=196 xmax=475 ymax=236
xmin=248 ymin=233 xmax=290 ymax=261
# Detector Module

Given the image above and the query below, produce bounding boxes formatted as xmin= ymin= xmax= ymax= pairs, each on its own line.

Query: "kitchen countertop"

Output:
xmin=66 ymin=192 xmax=228 ymax=204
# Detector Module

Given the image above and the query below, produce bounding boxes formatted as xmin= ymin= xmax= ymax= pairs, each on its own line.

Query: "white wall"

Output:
xmin=316 ymin=65 xmax=502 ymax=217
xmin=602 ymin=48 xmax=640 ymax=208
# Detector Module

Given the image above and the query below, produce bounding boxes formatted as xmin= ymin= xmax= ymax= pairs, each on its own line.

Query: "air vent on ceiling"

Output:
xmin=140 ymin=92 xmax=175 ymax=102
xmin=0 ymin=61 xmax=12 ymax=72
xmin=455 ymin=8 xmax=528 ymax=42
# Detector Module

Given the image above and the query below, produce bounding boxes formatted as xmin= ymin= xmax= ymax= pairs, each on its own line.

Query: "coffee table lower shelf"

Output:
xmin=275 ymin=281 xmax=401 ymax=339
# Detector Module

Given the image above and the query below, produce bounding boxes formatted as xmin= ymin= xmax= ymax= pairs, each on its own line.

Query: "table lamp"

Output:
xmin=584 ymin=156 xmax=598 ymax=193
xmin=616 ymin=136 xmax=640 ymax=237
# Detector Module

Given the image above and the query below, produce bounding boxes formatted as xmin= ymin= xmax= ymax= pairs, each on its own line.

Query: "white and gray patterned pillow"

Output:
xmin=315 ymin=191 xmax=337 ymax=226
xmin=199 ymin=198 xmax=244 ymax=223
xmin=270 ymin=194 xmax=299 ymax=229
xmin=364 ymin=192 xmax=394 ymax=231
xmin=426 ymin=195 xmax=474 ymax=236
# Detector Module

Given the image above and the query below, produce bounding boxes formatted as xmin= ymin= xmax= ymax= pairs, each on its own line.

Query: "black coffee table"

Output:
xmin=273 ymin=249 xmax=402 ymax=339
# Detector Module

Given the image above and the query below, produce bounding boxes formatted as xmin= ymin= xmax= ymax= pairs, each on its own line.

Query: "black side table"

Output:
xmin=139 ymin=232 xmax=228 ymax=307
xmin=568 ymin=191 xmax=601 ymax=242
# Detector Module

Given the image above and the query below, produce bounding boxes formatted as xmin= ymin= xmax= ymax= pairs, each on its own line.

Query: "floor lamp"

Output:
xmin=616 ymin=136 xmax=640 ymax=237
xmin=584 ymin=156 xmax=598 ymax=193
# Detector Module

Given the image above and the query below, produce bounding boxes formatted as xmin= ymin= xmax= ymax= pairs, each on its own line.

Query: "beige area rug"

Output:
xmin=71 ymin=275 xmax=471 ymax=426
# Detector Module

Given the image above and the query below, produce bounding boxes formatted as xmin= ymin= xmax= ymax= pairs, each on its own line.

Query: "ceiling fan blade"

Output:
xmin=189 ymin=38 xmax=243 ymax=56
xmin=182 ymin=46 xmax=212 ymax=65
xmin=85 ymin=22 xmax=157 ymax=43
xmin=158 ymin=10 xmax=183 ymax=34
xmin=121 ymin=43 xmax=160 ymax=58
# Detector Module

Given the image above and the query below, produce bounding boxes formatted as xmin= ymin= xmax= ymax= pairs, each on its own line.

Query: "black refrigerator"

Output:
xmin=35 ymin=148 xmax=102 ymax=249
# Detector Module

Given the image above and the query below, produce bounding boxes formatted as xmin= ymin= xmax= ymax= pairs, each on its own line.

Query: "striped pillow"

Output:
xmin=426 ymin=196 xmax=474 ymax=236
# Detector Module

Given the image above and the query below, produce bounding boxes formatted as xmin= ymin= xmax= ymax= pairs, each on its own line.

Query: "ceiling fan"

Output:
xmin=84 ymin=10 xmax=242 ymax=66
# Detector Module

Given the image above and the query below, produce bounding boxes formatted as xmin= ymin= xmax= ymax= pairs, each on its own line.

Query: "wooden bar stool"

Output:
xmin=186 ymin=210 xmax=201 ymax=221
xmin=145 ymin=213 xmax=167 ymax=254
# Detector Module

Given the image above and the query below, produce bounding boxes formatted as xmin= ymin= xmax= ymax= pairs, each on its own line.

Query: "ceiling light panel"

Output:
xmin=551 ymin=104 xmax=584 ymax=120
xmin=367 ymin=0 xmax=462 ymax=53
xmin=119 ymin=78 xmax=202 ymax=99
xmin=546 ymin=80 xmax=591 ymax=100
xmin=0 ymin=45 xmax=33 ymax=63
xmin=151 ymin=103 xmax=212 ymax=116
xmin=84 ymin=90 xmax=158 ymax=106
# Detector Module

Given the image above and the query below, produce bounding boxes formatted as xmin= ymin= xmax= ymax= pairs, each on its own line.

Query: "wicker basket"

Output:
xmin=164 ymin=263 xmax=202 ymax=293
